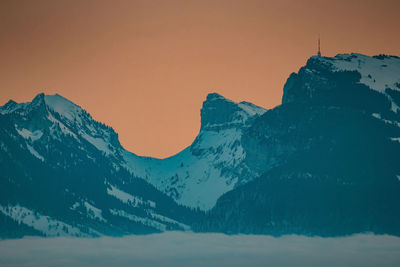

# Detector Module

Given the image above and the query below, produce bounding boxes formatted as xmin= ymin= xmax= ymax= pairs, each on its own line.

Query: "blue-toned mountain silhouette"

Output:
xmin=1 ymin=53 xmax=400 ymax=237
xmin=195 ymin=54 xmax=400 ymax=235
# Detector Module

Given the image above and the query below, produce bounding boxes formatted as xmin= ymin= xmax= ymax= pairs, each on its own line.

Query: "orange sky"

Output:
xmin=1 ymin=0 xmax=400 ymax=158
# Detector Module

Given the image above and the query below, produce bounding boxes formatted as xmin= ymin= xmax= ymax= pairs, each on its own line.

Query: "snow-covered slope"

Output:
xmin=0 ymin=90 xmax=265 ymax=239
xmin=123 ymin=93 xmax=266 ymax=210
xmin=323 ymin=54 xmax=400 ymax=93
xmin=1 ymin=93 xmax=122 ymax=162
xmin=0 ymin=93 xmax=196 ymax=237
xmin=0 ymin=204 xmax=92 ymax=237
xmin=320 ymin=54 xmax=400 ymax=111
xmin=2 ymin=92 xmax=266 ymax=210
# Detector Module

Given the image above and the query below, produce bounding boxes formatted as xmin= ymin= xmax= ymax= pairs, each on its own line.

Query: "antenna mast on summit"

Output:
xmin=317 ymin=35 xmax=321 ymax=57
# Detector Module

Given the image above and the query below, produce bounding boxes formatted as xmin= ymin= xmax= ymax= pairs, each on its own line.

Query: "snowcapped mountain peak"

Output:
xmin=283 ymin=53 xmax=400 ymax=112
xmin=43 ymin=94 xmax=84 ymax=122
xmin=1 ymin=92 xmax=122 ymax=162
xmin=121 ymin=93 xmax=266 ymax=210
xmin=201 ymin=92 xmax=266 ymax=131
xmin=0 ymin=93 xmax=87 ymax=122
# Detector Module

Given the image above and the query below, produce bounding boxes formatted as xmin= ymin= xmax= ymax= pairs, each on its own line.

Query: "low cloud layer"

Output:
xmin=1 ymin=232 xmax=400 ymax=267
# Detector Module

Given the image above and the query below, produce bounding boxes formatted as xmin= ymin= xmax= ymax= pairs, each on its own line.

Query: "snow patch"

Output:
xmin=47 ymin=113 xmax=79 ymax=140
xmin=372 ymin=113 xmax=400 ymax=127
xmin=238 ymin=102 xmax=266 ymax=117
xmin=0 ymin=204 xmax=85 ymax=237
xmin=316 ymin=54 xmax=400 ymax=112
xmin=321 ymin=54 xmax=400 ymax=94
xmin=84 ymin=202 xmax=106 ymax=222
xmin=26 ymin=144 xmax=44 ymax=162
xmin=148 ymin=212 xmax=190 ymax=230
xmin=109 ymin=209 xmax=166 ymax=231
xmin=16 ymin=128 xmax=43 ymax=142
xmin=107 ymin=185 xmax=144 ymax=207
xmin=70 ymin=202 xmax=80 ymax=210
xmin=390 ymin=137 xmax=400 ymax=143
xmin=81 ymin=133 xmax=112 ymax=155
xmin=44 ymin=94 xmax=83 ymax=122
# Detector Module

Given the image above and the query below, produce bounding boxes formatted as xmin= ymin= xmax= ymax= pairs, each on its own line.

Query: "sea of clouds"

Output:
xmin=1 ymin=232 xmax=400 ymax=267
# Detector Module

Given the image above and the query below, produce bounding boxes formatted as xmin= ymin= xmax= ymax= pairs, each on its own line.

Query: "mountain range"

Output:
xmin=1 ymin=53 xmax=400 ymax=238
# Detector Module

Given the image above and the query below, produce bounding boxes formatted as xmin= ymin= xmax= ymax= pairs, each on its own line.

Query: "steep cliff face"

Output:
xmin=200 ymin=93 xmax=265 ymax=131
xmin=195 ymin=54 xmax=400 ymax=236
xmin=282 ymin=54 xmax=400 ymax=114
xmin=242 ymin=54 xmax=400 ymax=179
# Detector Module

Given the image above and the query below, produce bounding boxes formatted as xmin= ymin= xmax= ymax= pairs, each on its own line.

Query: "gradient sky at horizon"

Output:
xmin=1 ymin=0 xmax=400 ymax=158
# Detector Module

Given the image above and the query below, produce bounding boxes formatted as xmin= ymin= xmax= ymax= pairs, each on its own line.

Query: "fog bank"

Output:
xmin=1 ymin=232 xmax=400 ymax=267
